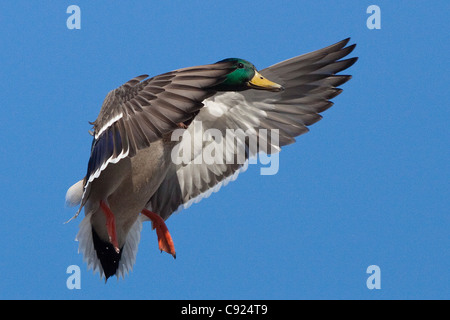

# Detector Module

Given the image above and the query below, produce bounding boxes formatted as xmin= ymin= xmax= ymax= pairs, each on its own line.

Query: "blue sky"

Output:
xmin=0 ymin=1 xmax=448 ymax=299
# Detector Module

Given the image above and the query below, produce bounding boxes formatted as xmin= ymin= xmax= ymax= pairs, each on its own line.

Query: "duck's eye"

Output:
xmin=237 ymin=63 xmax=244 ymax=69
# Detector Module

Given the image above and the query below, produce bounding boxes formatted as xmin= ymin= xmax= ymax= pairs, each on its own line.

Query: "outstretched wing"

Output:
xmin=147 ymin=38 xmax=358 ymax=220
xmin=79 ymin=61 xmax=236 ymax=210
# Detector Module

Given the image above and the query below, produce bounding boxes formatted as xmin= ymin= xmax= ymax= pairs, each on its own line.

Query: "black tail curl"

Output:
xmin=92 ymin=227 xmax=123 ymax=281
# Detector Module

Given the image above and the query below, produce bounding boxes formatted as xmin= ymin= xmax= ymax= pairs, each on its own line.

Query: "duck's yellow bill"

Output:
xmin=248 ymin=71 xmax=284 ymax=92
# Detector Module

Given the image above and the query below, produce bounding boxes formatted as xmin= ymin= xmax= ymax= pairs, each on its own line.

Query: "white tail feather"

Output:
xmin=65 ymin=180 xmax=84 ymax=207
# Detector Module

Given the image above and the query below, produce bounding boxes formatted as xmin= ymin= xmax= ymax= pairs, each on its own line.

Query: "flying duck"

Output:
xmin=66 ymin=38 xmax=358 ymax=280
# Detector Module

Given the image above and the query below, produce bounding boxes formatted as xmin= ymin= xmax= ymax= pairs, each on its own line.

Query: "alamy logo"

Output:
xmin=171 ymin=121 xmax=280 ymax=175
xmin=66 ymin=265 xmax=81 ymax=289
xmin=66 ymin=5 xmax=81 ymax=30
xmin=367 ymin=5 xmax=381 ymax=30
xmin=366 ymin=265 xmax=381 ymax=290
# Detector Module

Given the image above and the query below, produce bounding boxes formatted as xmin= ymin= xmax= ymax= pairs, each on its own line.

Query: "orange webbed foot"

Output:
xmin=141 ymin=209 xmax=176 ymax=258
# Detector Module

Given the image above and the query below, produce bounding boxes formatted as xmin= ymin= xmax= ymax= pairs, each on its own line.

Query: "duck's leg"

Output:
xmin=141 ymin=209 xmax=176 ymax=258
xmin=177 ymin=122 xmax=188 ymax=129
xmin=99 ymin=200 xmax=120 ymax=254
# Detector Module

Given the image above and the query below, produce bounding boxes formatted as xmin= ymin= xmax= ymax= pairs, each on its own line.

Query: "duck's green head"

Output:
xmin=215 ymin=58 xmax=284 ymax=92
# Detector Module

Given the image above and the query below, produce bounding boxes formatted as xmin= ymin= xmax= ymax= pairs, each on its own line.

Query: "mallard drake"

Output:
xmin=66 ymin=38 xmax=357 ymax=280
